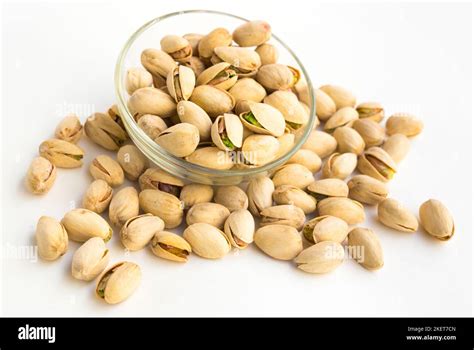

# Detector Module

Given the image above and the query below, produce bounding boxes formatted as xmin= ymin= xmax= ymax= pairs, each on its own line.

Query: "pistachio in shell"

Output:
xmin=239 ymin=101 xmax=285 ymax=137
xmin=128 ymin=87 xmax=177 ymax=119
xmin=125 ymin=67 xmax=153 ymax=95
xmin=301 ymin=130 xmax=337 ymax=158
xmin=137 ymin=114 xmax=168 ymax=140
xmin=39 ymin=139 xmax=84 ymax=168
xmin=324 ymin=107 xmax=359 ymax=133
xmin=254 ymin=224 xmax=303 ymax=260
xmin=198 ymin=28 xmax=232 ymax=60
xmin=54 ymin=113 xmax=83 ymax=143
xmin=241 ymin=134 xmax=280 ymax=166
xmin=176 ymin=100 xmax=212 ymax=141
xmin=377 ymin=198 xmax=418 ymax=233
xmin=347 ymin=227 xmax=384 ymax=270
xmin=36 ymin=216 xmax=68 ymax=261
xmin=228 ymin=78 xmax=267 ymax=104
xmin=211 ymin=46 xmax=261 ymax=76
xmin=83 ymin=179 xmax=113 ymax=214
xmin=333 ymin=126 xmax=365 ymax=155
xmin=382 ymin=133 xmax=410 ymax=163
xmin=89 ymin=155 xmax=124 ymax=187
xmin=117 ymin=144 xmax=148 ymax=181
xmin=319 ymin=84 xmax=356 ymax=109
xmin=321 ymin=152 xmax=358 ymax=180
xmin=255 ymin=43 xmax=279 ymax=65
xmin=272 ymin=185 xmax=316 ymax=214
xmin=352 ymin=119 xmax=385 ymax=148
xmin=347 ymin=175 xmax=388 ymax=205
xmin=211 ymin=113 xmax=243 ymax=151
xmin=224 ymin=209 xmax=255 ymax=249
xmin=151 ymin=231 xmax=192 ymax=262
xmin=357 ymin=147 xmax=397 ymax=182
xmin=232 ymin=20 xmax=271 ymax=47
xmin=295 ymin=241 xmax=345 ymax=274
xmin=302 ymin=215 xmax=348 ymax=244
xmin=317 ymin=197 xmax=365 ymax=225
xmin=138 ymin=168 xmax=184 ymax=196
xmin=25 ymin=156 xmax=57 ymax=195
xmin=160 ymin=35 xmax=192 ymax=62
xmin=196 ymin=62 xmax=238 ymax=90
xmin=356 ymin=102 xmax=384 ymax=122
xmin=141 ymin=48 xmax=177 ymax=80
xmin=183 ymin=223 xmax=231 ymax=259
xmin=189 ymin=85 xmax=235 ymax=118
xmin=183 ymin=33 xmax=203 ymax=57
xmin=96 ymin=262 xmax=141 ymax=304
xmin=180 ymin=183 xmax=214 ymax=209
xmin=419 ymin=199 xmax=454 ymax=241
xmin=307 ymin=178 xmax=349 ymax=200
xmin=264 ymin=90 xmax=309 ymax=131
xmin=61 ymin=208 xmax=112 ymax=242
xmin=120 ymin=214 xmax=165 ymax=251
xmin=314 ymin=89 xmax=337 ymax=121
xmin=155 ymin=123 xmax=200 ymax=158
xmin=185 ymin=146 xmax=234 ymax=170
xmin=166 ymin=65 xmax=196 ymax=102
xmin=71 ymin=237 xmax=109 ymax=281
xmin=84 ymin=112 xmax=128 ymax=151
xmin=260 ymin=204 xmax=306 ymax=230
xmin=109 ymin=187 xmax=140 ymax=228
xmin=247 ymin=176 xmax=274 ymax=216
xmin=139 ymin=189 xmax=183 ymax=229
xmin=287 ymin=149 xmax=322 ymax=174
xmin=272 ymin=164 xmax=314 ymax=189
xmin=256 ymin=64 xmax=300 ymax=91
xmin=183 ymin=56 xmax=207 ymax=77
xmin=214 ymin=185 xmax=248 ymax=212
xmin=386 ymin=113 xmax=423 ymax=137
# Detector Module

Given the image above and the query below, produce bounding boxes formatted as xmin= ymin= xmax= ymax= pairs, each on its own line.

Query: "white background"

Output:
xmin=1 ymin=1 xmax=472 ymax=316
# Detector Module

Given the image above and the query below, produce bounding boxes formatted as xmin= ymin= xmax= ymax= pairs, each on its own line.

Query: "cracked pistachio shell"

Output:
xmin=117 ymin=145 xmax=147 ymax=181
xmin=333 ymin=126 xmax=365 ymax=155
xmin=348 ymin=227 xmax=384 ymax=270
xmin=264 ymin=90 xmax=309 ymax=131
xmin=189 ymin=85 xmax=235 ymax=118
xmin=377 ymin=198 xmax=418 ymax=232
xmin=198 ymin=28 xmax=232 ymax=60
xmin=352 ymin=119 xmax=385 ymax=148
xmin=242 ymin=135 xmax=280 ymax=166
xmin=382 ymin=133 xmax=410 ymax=163
xmin=26 ymin=156 xmax=57 ymax=195
xmin=419 ymin=199 xmax=454 ymax=241
xmin=120 ymin=214 xmax=165 ymax=251
xmin=272 ymin=185 xmax=316 ymax=214
xmin=54 ymin=114 xmax=83 ymax=143
xmin=307 ymin=178 xmax=349 ymax=200
xmin=39 ymin=139 xmax=84 ymax=168
xmin=356 ymin=102 xmax=384 ymax=122
xmin=109 ymin=187 xmax=139 ymax=228
xmin=177 ymin=101 xmax=212 ymax=141
xmin=211 ymin=113 xmax=243 ymax=151
xmin=211 ymin=46 xmax=261 ymax=76
xmin=287 ymin=149 xmax=322 ymax=174
xmin=125 ymin=67 xmax=153 ymax=95
xmin=260 ymin=204 xmax=306 ymax=230
xmin=128 ymin=87 xmax=177 ymax=119
xmin=302 ymin=215 xmax=347 ymax=243
xmin=276 ymin=133 xmax=295 ymax=159
xmin=256 ymin=64 xmax=300 ymax=91
xmin=166 ymin=65 xmax=196 ymax=102
xmin=322 ymin=152 xmax=358 ymax=180
xmin=71 ymin=237 xmax=109 ymax=281
xmin=315 ymin=89 xmax=337 ymax=121
xmin=255 ymin=43 xmax=279 ymax=65
xmin=84 ymin=112 xmax=127 ymax=151
xmin=185 ymin=147 xmax=234 ymax=170
xmin=239 ymin=102 xmax=286 ymax=137
xmin=214 ymin=186 xmax=248 ymax=212
xmin=36 ymin=216 xmax=68 ymax=261
xmin=229 ymin=78 xmax=267 ymax=104
xmin=96 ymin=262 xmax=141 ymax=304
xmin=348 ymin=175 xmax=388 ymax=205
xmin=386 ymin=113 xmax=423 ymax=137
xmin=151 ymin=231 xmax=192 ymax=262
xmin=272 ymin=164 xmax=314 ymax=189
xmin=141 ymin=48 xmax=177 ymax=79
xmin=183 ymin=33 xmax=203 ymax=57
xmin=139 ymin=189 xmax=183 ymax=228
xmin=233 ymin=20 xmax=271 ymax=47
xmin=160 ymin=35 xmax=192 ymax=62
xmin=302 ymin=130 xmax=337 ymax=158
xmin=183 ymin=223 xmax=231 ymax=259
xmin=183 ymin=56 xmax=207 ymax=77
xmin=224 ymin=209 xmax=255 ymax=248
xmin=196 ymin=62 xmax=238 ymax=90
xmin=137 ymin=114 xmax=168 ymax=140
xmin=89 ymin=155 xmax=124 ymax=187
xmin=247 ymin=176 xmax=274 ymax=216
xmin=324 ymin=107 xmax=359 ymax=133
xmin=180 ymin=184 xmax=214 ymax=209
xmin=138 ymin=168 xmax=184 ymax=195
xmin=186 ymin=202 xmax=230 ymax=229
xmin=83 ymin=179 xmax=113 ymax=214
xmin=155 ymin=123 xmax=200 ymax=158
xmin=254 ymin=224 xmax=303 ymax=260
xmin=317 ymin=197 xmax=365 ymax=225
xmin=62 ymin=208 xmax=112 ymax=242
xmin=319 ymin=85 xmax=356 ymax=110
xmin=295 ymin=241 xmax=344 ymax=274
xmin=357 ymin=147 xmax=397 ymax=182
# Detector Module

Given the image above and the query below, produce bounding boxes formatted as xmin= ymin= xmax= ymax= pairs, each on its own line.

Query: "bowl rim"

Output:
xmin=114 ymin=9 xmax=316 ymax=178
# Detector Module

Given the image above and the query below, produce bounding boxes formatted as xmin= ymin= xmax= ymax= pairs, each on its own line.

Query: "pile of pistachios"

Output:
xmin=25 ymin=19 xmax=455 ymax=305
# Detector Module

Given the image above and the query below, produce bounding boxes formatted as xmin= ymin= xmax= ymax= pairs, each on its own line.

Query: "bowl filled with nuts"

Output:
xmin=115 ymin=10 xmax=316 ymax=185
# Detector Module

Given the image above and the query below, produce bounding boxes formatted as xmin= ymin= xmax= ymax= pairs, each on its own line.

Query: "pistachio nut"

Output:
xmin=260 ymin=204 xmax=306 ymax=230
xmin=141 ymin=48 xmax=177 ymax=80
xmin=109 ymin=187 xmax=139 ymax=228
xmin=322 ymin=153 xmax=357 ymax=180
xmin=357 ymin=147 xmax=397 ymax=182
xmin=128 ymin=87 xmax=177 ymax=119
xmin=347 ymin=227 xmax=384 ymax=270
xmin=302 ymin=215 xmax=347 ymax=244
xmin=138 ymin=168 xmax=184 ymax=196
xmin=211 ymin=46 xmax=261 ymax=76
xmin=183 ymin=56 xmax=207 ymax=77
xmin=224 ymin=209 xmax=255 ymax=249
xmin=333 ymin=126 xmax=365 ymax=155
xmin=183 ymin=223 xmax=231 ymax=259
xmin=419 ymin=199 xmax=454 ymax=241
xmin=239 ymin=102 xmax=286 ymax=137
xmin=120 ymin=213 xmax=165 ymax=251
xmin=166 ymin=65 xmax=196 ymax=103
xmin=89 ymin=155 xmax=124 ymax=187
xmin=356 ymin=102 xmax=384 ymax=122
xmin=352 ymin=119 xmax=385 ymax=148
xmin=264 ymin=90 xmax=309 ymax=131
xmin=107 ymin=104 xmax=127 ymax=131
xmin=275 ymin=133 xmax=295 ymax=159
xmin=347 ymin=175 xmax=388 ymax=205
xmin=377 ymin=198 xmax=418 ymax=232
xmin=247 ymin=176 xmax=274 ymax=216
xmin=256 ymin=64 xmax=300 ymax=91
xmin=155 ymin=123 xmax=200 ymax=157
xmin=71 ymin=237 xmax=109 ymax=281
xmin=160 ymin=35 xmax=192 ymax=62
xmin=39 ymin=139 xmax=84 ymax=168
xmin=319 ymin=84 xmax=356 ymax=110
xmin=139 ymin=189 xmax=183 ymax=228
xmin=302 ymin=130 xmax=337 ymax=158
xmin=272 ymin=185 xmax=316 ymax=214
xmin=295 ymin=241 xmax=345 ymax=274
xmin=125 ymin=67 xmax=153 ymax=95
xmin=254 ymin=224 xmax=303 ymax=260
xmin=314 ymin=89 xmax=337 ymax=121
xmin=151 ymin=231 xmax=192 ymax=262
xmin=35 ymin=216 xmax=68 ymax=261
xmin=214 ymin=186 xmax=248 ymax=212
xmin=324 ymin=107 xmax=359 ymax=133
xmin=186 ymin=202 xmax=230 ymax=229
xmin=83 ymin=179 xmax=113 ymax=214
xmin=317 ymin=197 xmax=365 ymax=225
xmin=228 ymin=78 xmax=267 ymax=104
xmin=54 ymin=113 xmax=83 ymax=143
xmin=291 ymin=78 xmax=310 ymax=105
xmin=198 ymin=28 xmax=232 ymax=60
xmin=307 ymin=178 xmax=349 ymax=200
xmin=185 ymin=146 xmax=234 ymax=170
xmin=62 ymin=208 xmax=112 ymax=242
xmin=180 ymin=183 xmax=214 ymax=209
xmin=386 ymin=113 xmax=423 ymax=137
xmin=287 ymin=149 xmax=322 ymax=173
xmin=96 ymin=262 xmax=141 ymax=304
xmin=183 ymin=33 xmax=203 ymax=57
xmin=137 ymin=114 xmax=168 ymax=140
xmin=211 ymin=113 xmax=243 ymax=151
xmin=196 ymin=62 xmax=238 ymax=90
xmin=272 ymin=164 xmax=314 ymax=189
xmin=177 ymin=100 xmax=213 ymax=141
xmin=241 ymin=134 xmax=280 ymax=166
xmin=117 ymin=145 xmax=146 ymax=181
xmin=255 ymin=43 xmax=279 ymax=65
xmin=25 ymin=156 xmax=57 ymax=195
xmin=189 ymin=85 xmax=235 ymax=118
xmin=84 ymin=112 xmax=127 ymax=151
xmin=382 ymin=133 xmax=410 ymax=163
xmin=232 ymin=20 xmax=271 ymax=47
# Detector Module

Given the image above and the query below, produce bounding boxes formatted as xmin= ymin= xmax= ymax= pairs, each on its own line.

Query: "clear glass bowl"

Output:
xmin=115 ymin=9 xmax=315 ymax=185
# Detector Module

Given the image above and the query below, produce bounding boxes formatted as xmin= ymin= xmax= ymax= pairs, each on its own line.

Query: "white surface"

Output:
xmin=1 ymin=1 xmax=472 ymax=316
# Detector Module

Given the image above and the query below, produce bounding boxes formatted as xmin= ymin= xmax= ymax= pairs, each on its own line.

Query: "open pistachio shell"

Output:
xmin=196 ymin=62 xmax=238 ymax=90
xmin=307 ymin=178 xmax=349 ymax=200
xmin=160 ymin=35 xmax=192 ymax=62
xmin=247 ymin=176 xmax=274 ymax=216
xmin=96 ymin=262 xmax=141 ymax=304
xmin=242 ymin=134 xmax=280 ymax=166
xmin=39 ymin=139 xmax=84 ymax=168
xmin=185 ymin=146 xmax=234 ymax=170
xmin=264 ymin=90 xmax=308 ymax=131
xmin=166 ymin=65 xmax=196 ymax=102
xmin=89 ymin=155 xmax=124 ymax=187
xmin=260 ymin=204 xmax=306 ymax=230
xmin=229 ymin=78 xmax=267 ymax=104
xmin=138 ymin=168 xmax=184 ymax=196
xmin=120 ymin=214 xmax=165 ymax=251
xmin=211 ymin=113 xmax=243 ymax=151
xmin=321 ymin=152 xmax=358 ymax=180
xmin=155 ymin=123 xmax=200 ymax=158
xmin=54 ymin=113 xmax=83 ymax=143
xmin=189 ymin=85 xmax=235 ymax=118
xmin=239 ymin=102 xmax=285 ymax=137
xmin=356 ymin=102 xmax=384 ymax=122
xmin=212 ymin=46 xmax=261 ymax=76
xmin=357 ymin=147 xmax=397 ymax=182
xmin=224 ymin=209 xmax=255 ymax=249
xmin=151 ymin=231 xmax=192 ymax=262
xmin=302 ymin=215 xmax=348 ymax=244
xmin=272 ymin=185 xmax=317 ymax=214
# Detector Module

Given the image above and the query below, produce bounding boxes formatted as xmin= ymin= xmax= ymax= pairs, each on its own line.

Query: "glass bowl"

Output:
xmin=115 ymin=9 xmax=315 ymax=185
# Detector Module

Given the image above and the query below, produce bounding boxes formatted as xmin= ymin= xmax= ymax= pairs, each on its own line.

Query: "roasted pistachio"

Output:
xmin=348 ymin=175 xmax=388 ymax=205
xmin=352 ymin=119 xmax=385 ymax=148
xmin=211 ymin=46 xmax=261 ymax=76
xmin=160 ymin=35 xmax=193 ymax=62
xmin=138 ymin=168 xmax=184 ymax=196
xmin=137 ymin=114 xmax=168 ymax=140
xmin=141 ymin=48 xmax=177 ymax=82
xmin=260 ymin=204 xmax=306 ymax=230
xmin=211 ymin=113 xmax=243 ymax=151
xmin=322 ymin=152 xmax=358 ymax=180
xmin=39 ymin=139 xmax=84 ymax=168
xmin=198 ymin=28 xmax=232 ymax=61
xmin=89 ymin=155 xmax=124 ymax=187
xmin=419 ymin=199 xmax=454 ymax=241
xmin=302 ymin=215 xmax=347 ymax=244
xmin=356 ymin=102 xmax=384 ymax=122
xmin=233 ymin=20 xmax=271 ymax=47
xmin=275 ymin=133 xmax=295 ymax=159
xmin=196 ymin=62 xmax=238 ymax=90
xmin=314 ymin=89 xmax=337 ymax=121
xmin=214 ymin=186 xmax=248 ymax=212
xmin=377 ymin=198 xmax=418 ymax=232
xmin=166 ymin=65 xmax=195 ymax=103
xmin=71 ymin=237 xmax=109 ymax=281
xmin=128 ymin=87 xmax=177 ymax=119
xmin=242 ymin=134 xmax=280 ymax=166
xmin=357 ymin=147 xmax=397 ymax=182
xmin=36 ymin=216 xmax=68 ymax=261
xmin=307 ymin=178 xmax=349 ymax=200
xmin=256 ymin=64 xmax=300 ymax=91
xmin=180 ymin=183 xmax=214 ymax=209
xmin=295 ymin=241 xmax=345 ymax=274
xmin=324 ymin=107 xmax=359 ymax=133
xmin=333 ymin=126 xmax=365 ymax=155
xmin=382 ymin=133 xmax=410 ymax=163
xmin=302 ymin=130 xmax=337 ymax=158
xmin=317 ymin=197 xmax=365 ymax=225
xmin=272 ymin=185 xmax=316 ymax=214
xmin=183 ymin=33 xmax=203 ymax=57
xmin=239 ymin=102 xmax=286 ymax=137
xmin=185 ymin=146 xmax=234 ymax=170
xmin=54 ymin=114 xmax=83 ymax=143
xmin=386 ymin=113 xmax=423 ymax=137
xmin=25 ymin=156 xmax=57 ymax=195
xmin=109 ymin=187 xmax=139 ymax=228
xmin=287 ymin=149 xmax=322 ymax=173
xmin=84 ymin=112 xmax=127 ymax=151
xmin=96 ymin=262 xmax=141 ymax=304
xmin=62 ymin=208 xmax=112 ymax=242
xmin=347 ymin=227 xmax=384 ymax=270
xmin=264 ymin=90 xmax=309 ymax=131
xmin=176 ymin=100 xmax=212 ymax=141
xmin=183 ymin=56 xmax=207 ymax=77
xmin=183 ymin=223 xmax=231 ymax=259
xmin=186 ymin=202 xmax=230 ymax=229
xmin=319 ymin=85 xmax=356 ymax=109
xmin=189 ymin=85 xmax=235 ymax=118
xmin=151 ymin=231 xmax=192 ymax=262
xmin=224 ymin=209 xmax=255 ymax=249
xmin=255 ymin=43 xmax=279 ymax=65
xmin=83 ymin=179 xmax=113 ymax=214
xmin=125 ymin=67 xmax=153 ymax=95
xmin=120 ymin=214 xmax=165 ymax=251
xmin=254 ymin=224 xmax=303 ymax=260
xmin=116 ymin=145 xmax=147 ymax=181
xmin=272 ymin=164 xmax=314 ymax=189
xmin=139 ymin=189 xmax=183 ymax=228
xmin=228 ymin=78 xmax=267 ymax=104
xmin=155 ymin=123 xmax=200 ymax=157
xmin=247 ymin=176 xmax=274 ymax=216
